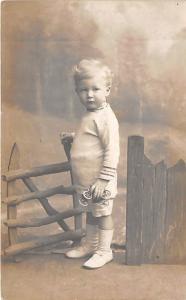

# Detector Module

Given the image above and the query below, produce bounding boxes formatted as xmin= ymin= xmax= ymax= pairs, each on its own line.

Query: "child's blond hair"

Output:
xmin=73 ymin=59 xmax=113 ymax=88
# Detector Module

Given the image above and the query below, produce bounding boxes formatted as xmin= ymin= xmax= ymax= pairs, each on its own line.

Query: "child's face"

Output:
xmin=76 ymin=72 xmax=110 ymax=110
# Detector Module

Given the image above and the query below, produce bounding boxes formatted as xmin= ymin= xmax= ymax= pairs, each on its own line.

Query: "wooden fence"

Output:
xmin=2 ymin=135 xmax=186 ymax=264
xmin=2 ymin=139 xmax=84 ymax=258
xmin=126 ymin=135 xmax=186 ymax=265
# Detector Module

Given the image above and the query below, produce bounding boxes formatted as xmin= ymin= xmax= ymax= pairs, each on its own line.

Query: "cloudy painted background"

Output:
xmin=2 ymin=0 xmax=186 ymax=191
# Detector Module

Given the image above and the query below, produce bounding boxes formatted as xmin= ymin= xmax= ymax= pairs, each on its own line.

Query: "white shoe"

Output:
xmin=65 ymin=224 xmax=98 ymax=259
xmin=65 ymin=244 xmax=94 ymax=258
xmin=83 ymin=250 xmax=113 ymax=269
xmin=83 ymin=228 xmax=114 ymax=269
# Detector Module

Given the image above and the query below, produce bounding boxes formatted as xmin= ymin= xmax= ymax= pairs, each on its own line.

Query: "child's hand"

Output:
xmin=90 ymin=178 xmax=109 ymax=202
xmin=60 ymin=132 xmax=75 ymax=144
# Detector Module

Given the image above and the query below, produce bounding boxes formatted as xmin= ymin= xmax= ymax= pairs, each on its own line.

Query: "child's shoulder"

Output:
xmin=94 ymin=104 xmax=118 ymax=127
xmin=102 ymin=104 xmax=118 ymax=121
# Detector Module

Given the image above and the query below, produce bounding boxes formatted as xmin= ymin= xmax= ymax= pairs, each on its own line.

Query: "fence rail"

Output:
xmin=3 ymin=185 xmax=75 ymax=206
xmin=4 ymin=230 xmax=83 ymax=257
xmin=4 ymin=208 xmax=82 ymax=228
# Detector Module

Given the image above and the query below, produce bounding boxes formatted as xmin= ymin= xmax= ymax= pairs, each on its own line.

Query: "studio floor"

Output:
xmin=2 ymin=251 xmax=186 ymax=300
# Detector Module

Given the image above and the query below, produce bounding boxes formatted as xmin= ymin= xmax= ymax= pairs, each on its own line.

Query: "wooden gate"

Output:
xmin=2 ymin=139 xmax=84 ymax=258
xmin=126 ymin=135 xmax=186 ymax=265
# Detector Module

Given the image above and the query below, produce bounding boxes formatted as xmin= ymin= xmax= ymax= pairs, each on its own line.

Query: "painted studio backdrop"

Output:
xmin=2 ymin=1 xmax=186 ymax=243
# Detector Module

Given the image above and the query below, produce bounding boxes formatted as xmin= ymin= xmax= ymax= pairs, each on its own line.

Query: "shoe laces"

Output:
xmin=95 ymin=250 xmax=106 ymax=256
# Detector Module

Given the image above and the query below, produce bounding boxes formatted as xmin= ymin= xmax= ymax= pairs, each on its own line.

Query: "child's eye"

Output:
xmin=93 ymin=87 xmax=100 ymax=91
xmin=80 ymin=88 xmax=87 ymax=92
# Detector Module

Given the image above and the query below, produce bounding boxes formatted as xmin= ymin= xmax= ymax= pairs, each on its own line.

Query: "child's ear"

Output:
xmin=75 ymin=87 xmax=79 ymax=94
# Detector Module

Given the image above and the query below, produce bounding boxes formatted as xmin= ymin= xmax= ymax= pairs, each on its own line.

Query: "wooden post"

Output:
xmin=150 ymin=161 xmax=167 ymax=263
xmin=141 ymin=155 xmax=155 ymax=263
xmin=62 ymin=140 xmax=82 ymax=231
xmin=126 ymin=136 xmax=144 ymax=265
xmin=6 ymin=143 xmax=20 ymax=245
xmin=165 ymin=160 xmax=186 ymax=264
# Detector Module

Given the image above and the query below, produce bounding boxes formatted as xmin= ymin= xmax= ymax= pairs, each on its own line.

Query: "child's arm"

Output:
xmin=91 ymin=116 xmax=120 ymax=200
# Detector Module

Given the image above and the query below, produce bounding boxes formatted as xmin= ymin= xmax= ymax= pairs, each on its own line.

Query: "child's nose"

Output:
xmin=87 ymin=90 xmax=94 ymax=97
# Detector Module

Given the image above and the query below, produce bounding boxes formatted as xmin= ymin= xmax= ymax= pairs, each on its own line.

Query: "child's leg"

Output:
xmin=87 ymin=212 xmax=99 ymax=226
xmin=83 ymin=214 xmax=114 ymax=269
xmin=65 ymin=212 xmax=99 ymax=258
xmin=99 ymin=214 xmax=113 ymax=230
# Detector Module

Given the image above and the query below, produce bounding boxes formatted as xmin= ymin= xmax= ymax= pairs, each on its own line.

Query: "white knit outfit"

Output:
xmin=67 ymin=103 xmax=119 ymax=267
xmin=70 ymin=103 xmax=120 ymax=216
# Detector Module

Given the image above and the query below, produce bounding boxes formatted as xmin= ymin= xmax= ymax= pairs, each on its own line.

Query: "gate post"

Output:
xmin=62 ymin=139 xmax=82 ymax=231
xmin=126 ymin=136 xmax=144 ymax=265
xmin=7 ymin=143 xmax=20 ymax=245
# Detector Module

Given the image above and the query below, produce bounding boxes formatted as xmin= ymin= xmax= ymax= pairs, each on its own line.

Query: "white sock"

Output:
xmin=97 ymin=229 xmax=113 ymax=253
xmin=85 ymin=224 xmax=99 ymax=249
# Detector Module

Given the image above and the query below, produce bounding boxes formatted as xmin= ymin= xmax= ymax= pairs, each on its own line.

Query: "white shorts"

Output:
xmin=78 ymin=196 xmax=114 ymax=218
xmin=89 ymin=199 xmax=114 ymax=217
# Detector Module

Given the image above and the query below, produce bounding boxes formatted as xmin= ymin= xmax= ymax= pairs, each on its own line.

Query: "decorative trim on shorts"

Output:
xmin=88 ymin=199 xmax=114 ymax=217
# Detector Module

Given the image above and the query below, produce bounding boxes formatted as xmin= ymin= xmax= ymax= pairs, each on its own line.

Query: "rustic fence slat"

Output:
xmin=150 ymin=161 xmax=167 ymax=263
xmin=3 ymin=230 xmax=85 ymax=257
xmin=182 ymin=162 xmax=186 ymax=264
xmin=62 ymin=140 xmax=72 ymax=161
xmin=6 ymin=143 xmax=20 ymax=245
xmin=126 ymin=136 xmax=186 ymax=265
xmin=4 ymin=208 xmax=82 ymax=228
xmin=2 ymin=161 xmax=71 ymax=182
xmin=4 ymin=185 xmax=75 ymax=205
xmin=141 ymin=155 xmax=155 ymax=263
xmin=126 ymin=136 xmax=144 ymax=265
xmin=165 ymin=160 xmax=186 ymax=263
xmin=62 ymin=140 xmax=82 ymax=231
xmin=22 ymin=178 xmax=70 ymax=232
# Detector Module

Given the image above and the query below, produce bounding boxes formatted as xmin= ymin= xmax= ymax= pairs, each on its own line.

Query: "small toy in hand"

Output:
xmin=79 ymin=187 xmax=111 ymax=207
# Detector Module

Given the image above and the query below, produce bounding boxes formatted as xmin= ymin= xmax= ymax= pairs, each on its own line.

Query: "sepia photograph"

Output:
xmin=1 ymin=1 xmax=186 ymax=299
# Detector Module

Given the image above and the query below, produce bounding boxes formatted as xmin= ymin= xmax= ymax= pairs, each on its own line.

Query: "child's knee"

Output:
xmin=87 ymin=212 xmax=98 ymax=225
xmin=98 ymin=215 xmax=113 ymax=230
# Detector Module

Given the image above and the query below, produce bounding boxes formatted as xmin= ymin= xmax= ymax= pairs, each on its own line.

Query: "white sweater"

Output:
xmin=70 ymin=103 xmax=120 ymax=197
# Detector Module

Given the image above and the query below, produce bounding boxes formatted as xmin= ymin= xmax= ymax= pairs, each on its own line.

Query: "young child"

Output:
xmin=62 ymin=59 xmax=120 ymax=269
